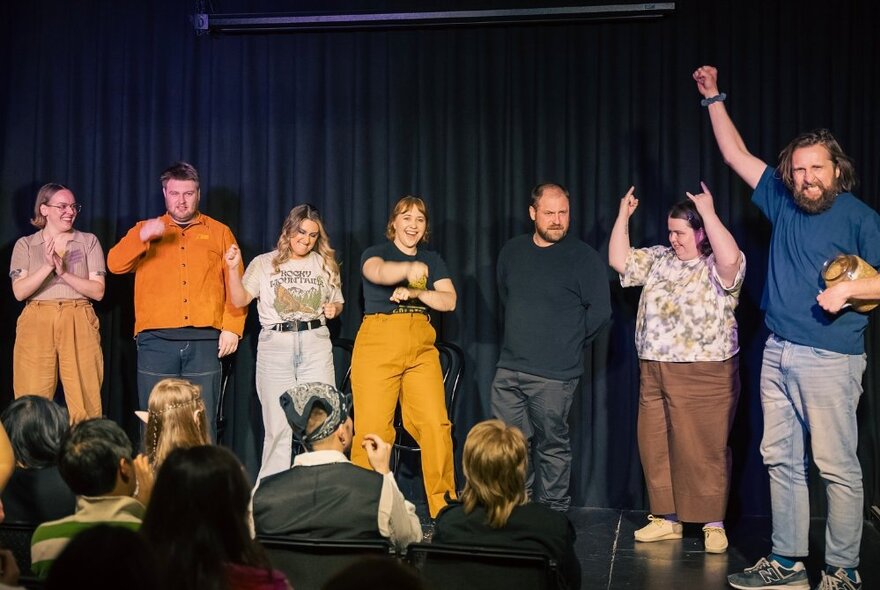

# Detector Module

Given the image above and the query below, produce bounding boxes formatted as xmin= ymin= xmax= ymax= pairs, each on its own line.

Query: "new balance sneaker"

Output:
xmin=702 ymin=525 xmax=728 ymax=554
xmin=815 ymin=568 xmax=862 ymax=590
xmin=634 ymin=515 xmax=683 ymax=542
xmin=727 ymin=557 xmax=809 ymax=589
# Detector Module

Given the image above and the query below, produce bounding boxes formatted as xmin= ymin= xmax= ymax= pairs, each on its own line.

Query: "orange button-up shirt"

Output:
xmin=107 ymin=213 xmax=246 ymax=336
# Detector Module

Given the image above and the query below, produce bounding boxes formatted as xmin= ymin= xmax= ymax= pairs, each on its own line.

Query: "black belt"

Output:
xmin=269 ymin=319 xmax=326 ymax=332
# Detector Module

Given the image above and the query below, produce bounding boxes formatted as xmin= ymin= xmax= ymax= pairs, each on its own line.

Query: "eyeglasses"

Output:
xmin=44 ymin=203 xmax=83 ymax=213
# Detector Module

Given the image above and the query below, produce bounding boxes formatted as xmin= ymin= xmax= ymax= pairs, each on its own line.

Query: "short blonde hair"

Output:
xmin=144 ymin=378 xmax=211 ymax=471
xmin=385 ymin=196 xmax=430 ymax=244
xmin=461 ymin=420 xmax=528 ymax=528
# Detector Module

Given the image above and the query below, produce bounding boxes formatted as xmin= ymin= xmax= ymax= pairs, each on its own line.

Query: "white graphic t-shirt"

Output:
xmin=242 ymin=250 xmax=343 ymax=328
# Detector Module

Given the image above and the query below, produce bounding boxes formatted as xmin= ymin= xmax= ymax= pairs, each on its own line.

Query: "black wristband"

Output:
xmin=701 ymin=92 xmax=727 ymax=107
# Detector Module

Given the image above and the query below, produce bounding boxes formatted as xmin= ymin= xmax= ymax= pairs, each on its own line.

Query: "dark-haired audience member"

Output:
xmin=142 ymin=378 xmax=211 ymax=472
xmin=0 ymin=396 xmax=75 ymax=524
xmin=434 ymin=420 xmax=580 ymax=590
xmin=141 ymin=446 xmax=291 ymax=590
xmin=30 ymin=418 xmax=152 ymax=579
xmin=253 ymin=382 xmax=422 ymax=550
xmin=45 ymin=524 xmax=159 ymax=590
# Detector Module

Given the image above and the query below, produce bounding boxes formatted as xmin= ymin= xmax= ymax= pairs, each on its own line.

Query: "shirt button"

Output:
xmin=183 ymin=299 xmax=188 ymax=303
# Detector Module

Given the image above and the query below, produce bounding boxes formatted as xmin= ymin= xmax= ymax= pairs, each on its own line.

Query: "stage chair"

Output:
xmin=258 ymin=536 xmax=394 ymax=590
xmin=391 ymin=341 xmax=465 ymax=472
xmin=405 ymin=542 xmax=564 ymax=590
xmin=332 ymin=337 xmax=355 ymax=394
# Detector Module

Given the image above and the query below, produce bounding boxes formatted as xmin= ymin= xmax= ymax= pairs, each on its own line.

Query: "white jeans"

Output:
xmin=255 ymin=326 xmax=335 ymax=482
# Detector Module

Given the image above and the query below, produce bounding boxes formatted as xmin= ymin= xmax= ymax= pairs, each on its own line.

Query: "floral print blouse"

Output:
xmin=621 ymin=246 xmax=746 ymax=362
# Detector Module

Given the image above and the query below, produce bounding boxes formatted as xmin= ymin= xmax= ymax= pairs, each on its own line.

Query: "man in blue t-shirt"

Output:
xmin=491 ymin=182 xmax=611 ymax=513
xmin=695 ymin=65 xmax=880 ymax=590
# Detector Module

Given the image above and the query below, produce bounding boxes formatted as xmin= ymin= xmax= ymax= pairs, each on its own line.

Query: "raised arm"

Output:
xmin=687 ymin=182 xmax=742 ymax=287
xmin=609 ymin=186 xmax=638 ymax=274
xmin=693 ymin=66 xmax=767 ymax=189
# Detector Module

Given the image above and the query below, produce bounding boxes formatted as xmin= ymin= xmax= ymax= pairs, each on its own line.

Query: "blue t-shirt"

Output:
xmin=752 ymin=166 xmax=880 ymax=354
xmin=359 ymin=241 xmax=451 ymax=315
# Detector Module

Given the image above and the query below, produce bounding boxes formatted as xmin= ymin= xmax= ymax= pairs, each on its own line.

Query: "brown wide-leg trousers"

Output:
xmin=637 ymin=356 xmax=740 ymax=523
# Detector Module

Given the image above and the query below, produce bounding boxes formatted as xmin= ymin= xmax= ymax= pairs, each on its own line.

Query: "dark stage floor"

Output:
xmin=568 ymin=508 xmax=880 ymax=589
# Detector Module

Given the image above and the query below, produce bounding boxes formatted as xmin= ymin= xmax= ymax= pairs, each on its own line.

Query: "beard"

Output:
xmin=793 ymin=179 xmax=837 ymax=214
xmin=536 ymin=225 xmax=567 ymax=244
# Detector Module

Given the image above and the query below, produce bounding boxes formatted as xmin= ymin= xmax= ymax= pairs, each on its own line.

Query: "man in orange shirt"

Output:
xmin=108 ymin=162 xmax=245 ymax=438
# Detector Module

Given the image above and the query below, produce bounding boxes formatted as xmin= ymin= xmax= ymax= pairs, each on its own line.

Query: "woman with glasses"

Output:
xmin=225 ymin=204 xmax=344 ymax=481
xmin=9 ymin=183 xmax=106 ymax=421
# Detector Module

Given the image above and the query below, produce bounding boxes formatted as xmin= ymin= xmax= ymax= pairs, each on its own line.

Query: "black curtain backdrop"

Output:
xmin=1 ymin=0 xmax=878 ymax=518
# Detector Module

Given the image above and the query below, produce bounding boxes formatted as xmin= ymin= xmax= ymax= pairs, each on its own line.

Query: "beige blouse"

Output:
xmin=10 ymin=230 xmax=105 ymax=300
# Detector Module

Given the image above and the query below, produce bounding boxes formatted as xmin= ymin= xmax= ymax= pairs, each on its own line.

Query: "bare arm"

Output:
xmin=11 ymin=265 xmax=54 ymax=301
xmin=362 ymin=257 xmax=428 ymax=286
xmin=693 ymin=66 xmax=767 ymax=189
xmin=609 ymin=186 xmax=638 ymax=274
xmin=224 ymin=245 xmax=255 ymax=308
xmin=818 ymin=274 xmax=880 ymax=314
xmin=56 ymin=270 xmax=106 ymax=301
xmin=390 ymin=277 xmax=457 ymax=312
xmin=687 ymin=182 xmax=742 ymax=287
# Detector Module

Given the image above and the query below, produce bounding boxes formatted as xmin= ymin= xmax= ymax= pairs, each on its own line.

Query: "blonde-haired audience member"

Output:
xmin=143 ymin=378 xmax=211 ymax=471
xmin=433 ymin=420 xmax=580 ymax=590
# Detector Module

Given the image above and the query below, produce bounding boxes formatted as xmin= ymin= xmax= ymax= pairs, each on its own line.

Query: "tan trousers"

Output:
xmin=13 ymin=300 xmax=104 ymax=422
xmin=350 ymin=313 xmax=456 ymax=517
xmin=637 ymin=357 xmax=740 ymax=523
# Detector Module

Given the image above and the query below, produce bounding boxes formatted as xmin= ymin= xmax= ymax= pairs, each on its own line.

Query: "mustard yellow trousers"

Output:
xmin=350 ymin=313 xmax=456 ymax=517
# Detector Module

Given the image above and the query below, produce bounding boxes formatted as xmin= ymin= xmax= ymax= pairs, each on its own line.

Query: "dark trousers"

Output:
xmin=136 ymin=330 xmax=222 ymax=438
xmin=491 ymin=367 xmax=579 ymax=511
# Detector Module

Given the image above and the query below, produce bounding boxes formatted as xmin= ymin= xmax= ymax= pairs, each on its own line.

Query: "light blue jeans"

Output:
xmin=760 ymin=333 xmax=866 ymax=568
xmin=255 ymin=326 xmax=335 ymax=482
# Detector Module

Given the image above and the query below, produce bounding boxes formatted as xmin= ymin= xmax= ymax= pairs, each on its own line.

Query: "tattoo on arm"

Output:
xmin=9 ymin=269 xmax=22 ymax=280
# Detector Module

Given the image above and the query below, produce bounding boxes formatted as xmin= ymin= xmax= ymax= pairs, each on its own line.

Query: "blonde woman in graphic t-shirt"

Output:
xmin=9 ymin=183 xmax=106 ymax=422
xmin=609 ymin=182 xmax=745 ymax=554
xmin=225 ymin=204 xmax=344 ymax=482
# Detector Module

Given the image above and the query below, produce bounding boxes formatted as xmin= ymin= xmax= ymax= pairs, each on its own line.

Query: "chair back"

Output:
xmin=332 ymin=337 xmax=355 ymax=394
xmin=392 ymin=341 xmax=465 ymax=463
xmin=0 ymin=523 xmax=38 ymax=577
xmin=405 ymin=542 xmax=562 ymax=590
xmin=258 ymin=535 xmax=394 ymax=590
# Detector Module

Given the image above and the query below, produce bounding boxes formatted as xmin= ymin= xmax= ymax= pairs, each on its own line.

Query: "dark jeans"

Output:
xmin=491 ymin=367 xmax=579 ymax=511
xmin=136 ymin=330 xmax=222 ymax=438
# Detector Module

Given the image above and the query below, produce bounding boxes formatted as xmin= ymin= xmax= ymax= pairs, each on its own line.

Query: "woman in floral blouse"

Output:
xmin=609 ymin=182 xmax=745 ymax=554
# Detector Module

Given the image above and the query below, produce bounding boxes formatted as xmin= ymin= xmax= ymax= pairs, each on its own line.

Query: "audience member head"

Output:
xmin=141 ymin=445 xmax=270 ymax=590
xmin=144 ymin=378 xmax=211 ymax=471
xmin=59 ymin=418 xmax=135 ymax=497
xmin=280 ymin=382 xmax=353 ymax=452
xmin=1 ymin=396 xmax=69 ymax=469
xmin=45 ymin=524 xmax=159 ymax=590
xmin=322 ymin=557 xmax=426 ymax=590
xmin=460 ymin=420 xmax=528 ymax=528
